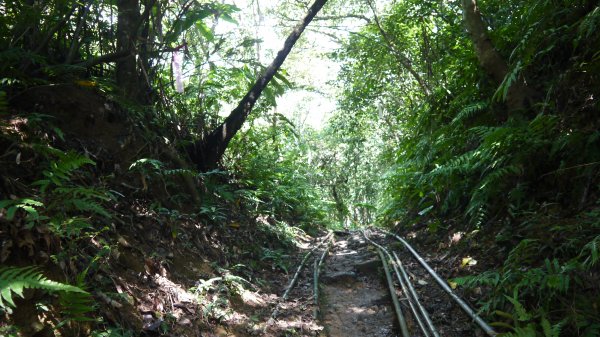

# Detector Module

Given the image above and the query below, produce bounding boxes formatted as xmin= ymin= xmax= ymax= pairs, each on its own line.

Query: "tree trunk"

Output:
xmin=190 ymin=0 xmax=328 ymax=171
xmin=116 ymin=0 xmax=141 ymax=101
xmin=461 ymin=0 xmax=534 ymax=115
xmin=65 ymin=0 xmax=92 ymax=64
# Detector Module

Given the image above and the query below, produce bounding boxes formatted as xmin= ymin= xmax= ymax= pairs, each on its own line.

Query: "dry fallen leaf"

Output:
xmin=461 ymin=256 xmax=477 ymax=267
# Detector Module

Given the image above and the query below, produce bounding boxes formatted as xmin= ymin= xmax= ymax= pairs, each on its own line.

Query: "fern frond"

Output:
xmin=501 ymin=324 xmax=537 ymax=337
xmin=575 ymin=6 xmax=600 ymax=45
xmin=0 ymin=91 xmax=8 ymax=114
xmin=582 ymin=323 xmax=600 ymax=337
xmin=129 ymin=158 xmax=164 ymax=171
xmin=58 ymin=290 xmax=96 ymax=323
xmin=493 ymin=61 xmax=522 ymax=102
xmin=541 ymin=317 xmax=567 ymax=337
xmin=452 ymin=101 xmax=488 ymax=125
xmin=163 ymin=168 xmax=197 ymax=176
xmin=429 ymin=150 xmax=479 ymax=177
xmin=56 ymin=151 xmax=95 ymax=172
xmin=0 ymin=266 xmax=88 ymax=309
xmin=506 ymin=239 xmax=541 ymax=268
xmin=480 ymin=165 xmax=523 ymax=189
xmin=68 ymin=199 xmax=111 ymax=218
xmin=452 ymin=271 xmax=500 ymax=288
xmin=505 ymin=291 xmax=532 ymax=322
xmin=581 ymin=235 xmax=600 ymax=269
xmin=528 ymin=114 xmax=559 ymax=139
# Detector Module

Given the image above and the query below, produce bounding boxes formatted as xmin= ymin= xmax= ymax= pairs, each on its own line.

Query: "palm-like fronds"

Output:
xmin=0 ymin=266 xmax=88 ymax=309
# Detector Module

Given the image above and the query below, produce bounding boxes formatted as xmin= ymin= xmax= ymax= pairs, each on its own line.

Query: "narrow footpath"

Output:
xmin=263 ymin=229 xmax=488 ymax=337
xmin=320 ymin=232 xmax=396 ymax=336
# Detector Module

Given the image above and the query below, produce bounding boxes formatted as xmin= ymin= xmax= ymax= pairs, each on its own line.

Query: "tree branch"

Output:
xmin=313 ymin=14 xmax=371 ymax=23
xmin=193 ymin=0 xmax=329 ymax=170
xmin=367 ymin=0 xmax=431 ymax=96
xmin=76 ymin=45 xmax=186 ymax=69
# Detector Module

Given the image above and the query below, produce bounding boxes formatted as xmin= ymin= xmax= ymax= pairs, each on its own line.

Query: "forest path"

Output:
xmin=316 ymin=230 xmax=481 ymax=337
xmin=319 ymin=231 xmax=397 ymax=336
xmin=263 ymin=230 xmax=482 ymax=336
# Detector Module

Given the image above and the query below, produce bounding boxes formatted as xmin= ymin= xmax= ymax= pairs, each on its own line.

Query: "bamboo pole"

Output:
xmin=269 ymin=249 xmax=313 ymax=321
xmin=270 ymin=232 xmax=333 ymax=320
xmin=313 ymin=238 xmax=332 ymax=319
xmin=364 ymin=230 xmax=431 ymax=337
xmin=377 ymin=248 xmax=411 ymax=337
xmin=313 ymin=259 xmax=319 ymax=318
xmin=393 ymin=251 xmax=440 ymax=337
xmin=383 ymin=230 xmax=498 ymax=337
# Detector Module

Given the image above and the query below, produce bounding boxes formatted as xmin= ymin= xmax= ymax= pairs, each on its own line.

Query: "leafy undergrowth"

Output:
xmin=395 ymin=211 xmax=600 ymax=337
xmin=0 ymin=87 xmax=322 ymax=337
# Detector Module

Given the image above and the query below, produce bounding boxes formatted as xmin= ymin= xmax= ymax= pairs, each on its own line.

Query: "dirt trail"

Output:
xmin=320 ymin=232 xmax=396 ymax=336
xmin=261 ymin=230 xmax=482 ymax=337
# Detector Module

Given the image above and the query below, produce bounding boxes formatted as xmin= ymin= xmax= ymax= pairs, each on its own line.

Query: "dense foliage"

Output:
xmin=326 ymin=0 xmax=600 ymax=335
xmin=1 ymin=0 xmax=599 ymax=336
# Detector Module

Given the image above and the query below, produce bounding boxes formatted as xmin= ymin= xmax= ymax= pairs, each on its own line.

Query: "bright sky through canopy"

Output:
xmin=226 ymin=0 xmax=349 ymax=130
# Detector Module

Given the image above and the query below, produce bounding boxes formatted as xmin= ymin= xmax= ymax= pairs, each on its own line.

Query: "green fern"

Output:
xmin=528 ymin=114 xmax=559 ymax=139
xmin=28 ymin=149 xmax=114 ymax=223
xmin=452 ymin=270 xmax=501 ymax=288
xmin=57 ymin=290 xmax=96 ymax=324
xmin=540 ymin=317 xmax=567 ymax=337
xmin=129 ymin=158 xmax=164 ymax=172
xmin=0 ymin=91 xmax=7 ymax=114
xmin=575 ymin=6 xmax=600 ymax=46
xmin=493 ymin=61 xmax=522 ymax=102
xmin=0 ymin=266 xmax=89 ymax=309
xmin=582 ymin=324 xmax=600 ymax=337
xmin=581 ymin=235 xmax=600 ymax=269
xmin=32 ymin=149 xmax=96 ymax=193
xmin=506 ymin=239 xmax=542 ymax=268
xmin=500 ymin=324 xmax=537 ymax=337
xmin=130 ymin=158 xmax=200 ymax=179
xmin=452 ymin=101 xmax=488 ymax=125
xmin=52 ymin=187 xmax=113 ymax=218
xmin=0 ymin=198 xmax=44 ymax=221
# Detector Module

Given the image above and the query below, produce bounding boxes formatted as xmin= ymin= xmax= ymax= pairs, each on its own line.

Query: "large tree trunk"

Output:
xmin=461 ymin=0 xmax=534 ymax=115
xmin=116 ymin=0 xmax=141 ymax=101
xmin=190 ymin=0 xmax=328 ymax=171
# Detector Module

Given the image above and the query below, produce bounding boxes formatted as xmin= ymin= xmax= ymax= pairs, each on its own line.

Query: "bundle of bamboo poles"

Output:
xmin=269 ymin=231 xmax=334 ymax=322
